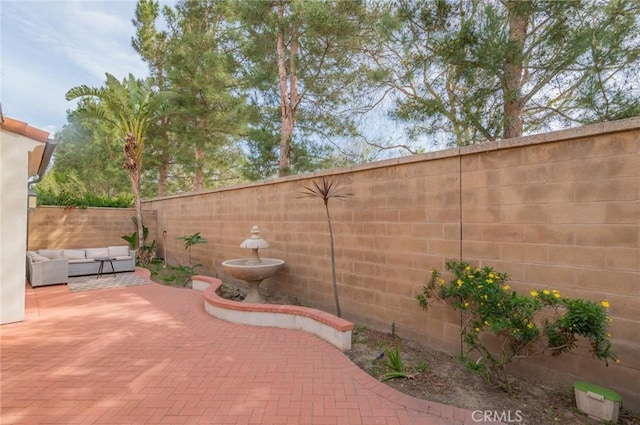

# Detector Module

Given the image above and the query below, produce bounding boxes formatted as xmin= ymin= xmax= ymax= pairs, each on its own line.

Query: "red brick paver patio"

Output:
xmin=1 ymin=275 xmax=482 ymax=425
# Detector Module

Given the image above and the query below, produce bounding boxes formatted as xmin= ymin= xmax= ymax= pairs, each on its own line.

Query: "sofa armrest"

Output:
xmin=28 ymin=258 xmax=69 ymax=287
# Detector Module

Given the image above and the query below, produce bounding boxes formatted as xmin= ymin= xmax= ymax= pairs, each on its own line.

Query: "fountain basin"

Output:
xmin=222 ymin=258 xmax=285 ymax=282
xmin=222 ymin=258 xmax=285 ymax=303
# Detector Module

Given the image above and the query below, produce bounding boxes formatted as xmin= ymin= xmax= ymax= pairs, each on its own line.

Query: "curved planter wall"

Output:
xmin=193 ymin=275 xmax=354 ymax=351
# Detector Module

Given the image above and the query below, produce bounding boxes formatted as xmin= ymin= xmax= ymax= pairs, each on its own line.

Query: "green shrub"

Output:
xmin=122 ymin=217 xmax=156 ymax=265
xmin=35 ymin=187 xmax=133 ymax=208
xmin=417 ymin=261 xmax=618 ymax=392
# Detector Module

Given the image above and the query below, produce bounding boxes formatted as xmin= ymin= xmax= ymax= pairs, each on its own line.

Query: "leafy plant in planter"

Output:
xmin=299 ymin=177 xmax=352 ymax=318
xmin=177 ymin=232 xmax=208 ymax=275
xmin=417 ymin=261 xmax=618 ymax=392
xmin=380 ymin=343 xmax=408 ymax=381
xmin=122 ymin=216 xmax=156 ymax=265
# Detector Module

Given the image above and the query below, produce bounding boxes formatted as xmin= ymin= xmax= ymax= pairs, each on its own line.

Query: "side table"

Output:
xmin=94 ymin=257 xmax=116 ymax=279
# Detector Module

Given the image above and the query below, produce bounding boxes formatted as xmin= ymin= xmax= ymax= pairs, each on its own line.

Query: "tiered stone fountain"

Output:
xmin=221 ymin=226 xmax=285 ymax=303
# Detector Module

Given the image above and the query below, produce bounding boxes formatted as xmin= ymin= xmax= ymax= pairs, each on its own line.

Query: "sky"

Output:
xmin=0 ymin=0 xmax=421 ymax=154
xmin=1 ymin=0 xmax=174 ymax=136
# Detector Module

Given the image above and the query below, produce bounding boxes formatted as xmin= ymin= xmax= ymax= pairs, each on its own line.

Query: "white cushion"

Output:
xmin=113 ymin=255 xmax=132 ymax=261
xmin=86 ymin=248 xmax=109 ymax=259
xmin=69 ymin=258 xmax=94 ymax=264
xmin=108 ymin=246 xmax=130 ymax=257
xmin=63 ymin=249 xmax=86 ymax=260
xmin=39 ymin=249 xmax=63 ymax=259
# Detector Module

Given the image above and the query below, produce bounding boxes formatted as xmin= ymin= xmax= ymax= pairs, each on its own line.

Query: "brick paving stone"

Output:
xmin=1 ymin=278 xmax=487 ymax=425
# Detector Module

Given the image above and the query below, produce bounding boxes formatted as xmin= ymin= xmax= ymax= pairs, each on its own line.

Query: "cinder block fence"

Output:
xmin=29 ymin=117 xmax=640 ymax=409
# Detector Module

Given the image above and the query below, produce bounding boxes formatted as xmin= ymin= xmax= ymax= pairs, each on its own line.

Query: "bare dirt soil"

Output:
xmin=347 ymin=325 xmax=638 ymax=425
xmin=154 ymin=270 xmax=638 ymax=425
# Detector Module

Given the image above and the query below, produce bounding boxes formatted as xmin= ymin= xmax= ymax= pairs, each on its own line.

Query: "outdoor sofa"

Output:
xmin=26 ymin=246 xmax=136 ymax=287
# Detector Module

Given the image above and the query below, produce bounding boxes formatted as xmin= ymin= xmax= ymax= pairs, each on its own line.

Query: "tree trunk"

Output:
xmin=276 ymin=1 xmax=298 ymax=176
xmin=279 ymin=123 xmax=293 ymax=176
xmin=194 ymin=145 xmax=204 ymax=191
xmin=131 ymin=170 xmax=144 ymax=252
xmin=325 ymin=202 xmax=341 ymax=318
xmin=502 ymin=1 xmax=529 ymax=139
xmin=123 ymin=133 xmax=144 ymax=252
xmin=156 ymin=114 xmax=171 ymax=197
xmin=157 ymin=159 xmax=168 ymax=197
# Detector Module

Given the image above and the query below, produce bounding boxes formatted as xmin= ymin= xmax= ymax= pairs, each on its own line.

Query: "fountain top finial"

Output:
xmin=240 ymin=225 xmax=270 ymax=249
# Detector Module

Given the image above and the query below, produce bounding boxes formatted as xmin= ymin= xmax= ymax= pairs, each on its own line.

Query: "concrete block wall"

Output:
xmin=457 ymin=125 xmax=639 ymax=405
xmin=145 ymin=153 xmax=464 ymax=351
xmin=27 ymin=118 xmax=639 ymax=408
xmin=28 ymin=207 xmax=157 ymax=251
xmin=143 ymin=119 xmax=639 ymax=408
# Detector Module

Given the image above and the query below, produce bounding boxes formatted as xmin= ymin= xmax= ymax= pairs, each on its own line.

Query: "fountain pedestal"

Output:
xmin=244 ymin=280 xmax=266 ymax=303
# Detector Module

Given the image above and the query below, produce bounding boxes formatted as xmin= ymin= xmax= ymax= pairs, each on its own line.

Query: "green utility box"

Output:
xmin=573 ymin=381 xmax=621 ymax=423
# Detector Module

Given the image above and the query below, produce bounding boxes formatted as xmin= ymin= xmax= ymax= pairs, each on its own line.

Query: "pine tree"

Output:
xmin=236 ymin=0 xmax=379 ymax=177
xmin=163 ymin=0 xmax=248 ymax=191
xmin=370 ymin=0 xmax=640 ymax=147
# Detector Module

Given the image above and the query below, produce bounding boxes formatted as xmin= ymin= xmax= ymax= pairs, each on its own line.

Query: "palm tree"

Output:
xmin=66 ymin=73 xmax=171 ymax=251
xmin=299 ymin=177 xmax=353 ymax=317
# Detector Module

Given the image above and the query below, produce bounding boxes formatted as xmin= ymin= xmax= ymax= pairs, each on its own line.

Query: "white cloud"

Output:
xmin=58 ymin=2 xmax=148 ymax=81
xmin=1 ymin=0 xmax=151 ymax=132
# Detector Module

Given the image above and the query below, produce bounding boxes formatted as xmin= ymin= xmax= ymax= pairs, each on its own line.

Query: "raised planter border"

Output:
xmin=193 ymin=275 xmax=353 ymax=351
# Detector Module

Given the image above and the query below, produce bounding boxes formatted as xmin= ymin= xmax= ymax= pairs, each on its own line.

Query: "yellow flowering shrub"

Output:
xmin=416 ymin=260 xmax=617 ymax=392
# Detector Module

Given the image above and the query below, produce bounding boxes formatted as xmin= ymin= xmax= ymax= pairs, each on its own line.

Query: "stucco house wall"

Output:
xmin=0 ymin=119 xmax=49 ymax=324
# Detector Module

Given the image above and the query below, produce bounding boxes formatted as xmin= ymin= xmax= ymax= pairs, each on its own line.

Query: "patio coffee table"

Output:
xmin=94 ymin=257 xmax=116 ymax=279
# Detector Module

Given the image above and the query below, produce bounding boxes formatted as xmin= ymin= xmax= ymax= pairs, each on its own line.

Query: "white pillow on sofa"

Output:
xmin=63 ymin=249 xmax=86 ymax=260
xmin=39 ymin=249 xmax=63 ymax=259
xmin=85 ymin=248 xmax=109 ymax=259
xmin=31 ymin=254 xmax=50 ymax=263
xmin=108 ymin=246 xmax=130 ymax=257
